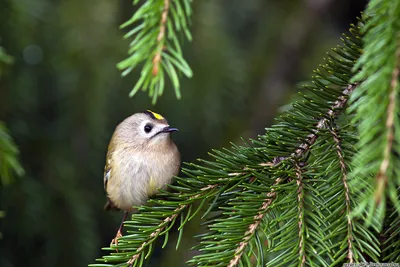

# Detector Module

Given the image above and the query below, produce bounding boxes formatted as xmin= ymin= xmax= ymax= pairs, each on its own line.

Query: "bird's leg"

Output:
xmin=110 ymin=211 xmax=128 ymax=248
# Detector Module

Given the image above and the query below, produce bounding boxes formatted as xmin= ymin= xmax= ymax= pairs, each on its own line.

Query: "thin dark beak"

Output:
xmin=162 ymin=126 xmax=178 ymax=133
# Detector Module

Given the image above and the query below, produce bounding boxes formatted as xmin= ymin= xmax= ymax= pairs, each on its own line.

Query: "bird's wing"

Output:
xmin=103 ymin=151 xmax=119 ymax=211
xmin=103 ymin=146 xmax=114 ymax=191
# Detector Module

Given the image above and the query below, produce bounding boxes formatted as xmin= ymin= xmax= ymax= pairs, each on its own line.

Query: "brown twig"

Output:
xmin=294 ymin=161 xmax=306 ymax=267
xmin=152 ymin=0 xmax=170 ymax=76
xmin=330 ymin=127 xmax=354 ymax=262
xmin=227 ymin=178 xmax=281 ymax=267
xmin=293 ymin=83 xmax=356 ymax=158
xmin=375 ymin=47 xmax=400 ymax=204
xmin=289 ymin=84 xmax=356 ymax=265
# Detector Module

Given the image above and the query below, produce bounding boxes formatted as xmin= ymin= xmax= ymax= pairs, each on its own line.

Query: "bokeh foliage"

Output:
xmin=0 ymin=46 xmax=24 ymax=240
xmin=0 ymin=122 xmax=24 ymax=187
xmin=0 ymin=46 xmax=14 ymax=77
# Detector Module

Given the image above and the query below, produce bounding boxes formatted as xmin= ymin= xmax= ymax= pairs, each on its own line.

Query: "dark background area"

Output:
xmin=0 ymin=0 xmax=367 ymax=266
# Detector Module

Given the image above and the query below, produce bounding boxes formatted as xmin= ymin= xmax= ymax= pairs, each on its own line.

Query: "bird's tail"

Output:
xmin=104 ymin=198 xmax=119 ymax=211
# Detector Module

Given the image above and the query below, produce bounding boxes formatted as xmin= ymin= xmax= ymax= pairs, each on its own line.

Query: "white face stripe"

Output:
xmin=139 ymin=120 xmax=154 ymax=137
xmin=139 ymin=120 xmax=169 ymax=139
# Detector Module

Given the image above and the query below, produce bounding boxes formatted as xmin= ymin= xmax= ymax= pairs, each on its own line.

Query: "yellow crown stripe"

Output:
xmin=147 ymin=110 xmax=165 ymax=120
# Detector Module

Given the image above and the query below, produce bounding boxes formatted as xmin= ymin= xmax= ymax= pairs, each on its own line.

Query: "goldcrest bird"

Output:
xmin=103 ymin=110 xmax=180 ymax=246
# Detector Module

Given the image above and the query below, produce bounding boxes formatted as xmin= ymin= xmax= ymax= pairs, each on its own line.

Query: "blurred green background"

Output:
xmin=0 ymin=0 xmax=366 ymax=266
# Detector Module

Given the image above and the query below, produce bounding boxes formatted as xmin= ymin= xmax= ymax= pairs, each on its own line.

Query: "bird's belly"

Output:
xmin=108 ymin=152 xmax=179 ymax=211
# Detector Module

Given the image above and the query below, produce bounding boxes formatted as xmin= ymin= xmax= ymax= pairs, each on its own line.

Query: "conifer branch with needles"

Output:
xmin=117 ymin=0 xmax=193 ymax=104
xmin=348 ymin=0 xmax=400 ymax=225
xmin=375 ymin=46 xmax=399 ymax=204
xmin=189 ymin=81 xmax=357 ymax=267
xmin=125 ymin=184 xmax=218 ymax=266
xmin=151 ymin=0 xmax=169 ymax=77
xmin=329 ymin=127 xmax=354 ymax=263
xmin=126 ymin=205 xmax=183 ymax=266
xmin=227 ymin=178 xmax=280 ymax=267
xmin=295 ymin=162 xmax=306 ymax=267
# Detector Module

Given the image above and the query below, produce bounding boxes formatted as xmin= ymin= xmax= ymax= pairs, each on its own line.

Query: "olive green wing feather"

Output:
xmin=103 ymin=150 xmax=112 ymax=190
xmin=103 ymin=141 xmax=118 ymax=210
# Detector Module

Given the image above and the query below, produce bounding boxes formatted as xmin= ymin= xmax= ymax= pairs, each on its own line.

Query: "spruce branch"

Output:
xmin=227 ymin=178 xmax=281 ymax=267
xmin=383 ymin=206 xmax=400 ymax=262
xmin=118 ymin=0 xmax=193 ymax=104
xmin=262 ymin=86 xmax=361 ymax=267
xmin=192 ymin=80 xmax=360 ymax=267
xmin=348 ymin=0 xmax=400 ymax=224
xmin=293 ymin=84 xmax=356 ymax=159
xmin=375 ymin=46 xmax=399 ymax=204
xmin=295 ymin=161 xmax=306 ymax=267
xmin=126 ymin=205 xmax=183 ymax=266
xmin=151 ymin=0 xmax=170 ymax=77
xmin=259 ymin=21 xmax=384 ymax=266
xmin=329 ymin=127 xmax=354 ymax=263
xmin=91 ymin=182 xmax=220 ymax=267
xmin=191 ymin=22 xmax=367 ymax=266
xmin=125 ymin=184 xmax=218 ymax=266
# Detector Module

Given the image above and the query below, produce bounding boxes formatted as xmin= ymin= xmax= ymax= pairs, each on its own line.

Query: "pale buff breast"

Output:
xmin=106 ymin=144 xmax=180 ymax=211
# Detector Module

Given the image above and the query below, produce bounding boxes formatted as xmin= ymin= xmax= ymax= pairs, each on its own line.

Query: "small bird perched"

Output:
xmin=103 ymin=110 xmax=180 ymax=246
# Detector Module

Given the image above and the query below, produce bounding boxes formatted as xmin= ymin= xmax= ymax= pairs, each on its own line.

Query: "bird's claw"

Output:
xmin=110 ymin=229 xmax=123 ymax=250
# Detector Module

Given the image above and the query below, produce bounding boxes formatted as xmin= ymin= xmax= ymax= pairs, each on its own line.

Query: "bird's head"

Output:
xmin=114 ymin=110 xmax=178 ymax=149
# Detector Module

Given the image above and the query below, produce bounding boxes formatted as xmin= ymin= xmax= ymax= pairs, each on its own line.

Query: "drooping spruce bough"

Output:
xmin=117 ymin=0 xmax=193 ymax=104
xmin=91 ymin=0 xmax=400 ymax=266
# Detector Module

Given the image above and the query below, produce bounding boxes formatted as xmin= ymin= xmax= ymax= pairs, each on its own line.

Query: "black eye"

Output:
xmin=144 ymin=124 xmax=153 ymax=133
